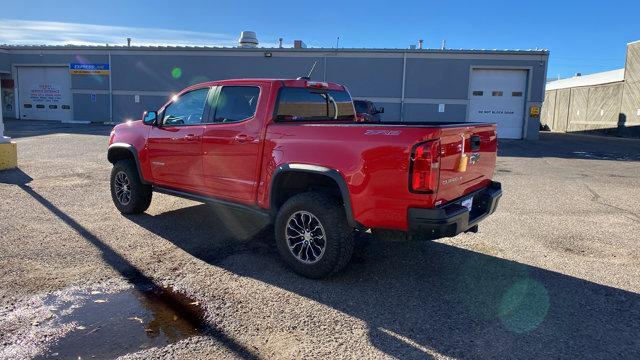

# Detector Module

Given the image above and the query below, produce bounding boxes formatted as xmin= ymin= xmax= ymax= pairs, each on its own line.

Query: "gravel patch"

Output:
xmin=1 ymin=121 xmax=639 ymax=359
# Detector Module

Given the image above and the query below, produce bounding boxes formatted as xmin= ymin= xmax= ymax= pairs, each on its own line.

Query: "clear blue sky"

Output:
xmin=2 ymin=0 xmax=640 ymax=79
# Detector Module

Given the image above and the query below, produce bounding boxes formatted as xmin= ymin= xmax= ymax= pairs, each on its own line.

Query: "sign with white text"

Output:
xmin=69 ymin=63 xmax=110 ymax=75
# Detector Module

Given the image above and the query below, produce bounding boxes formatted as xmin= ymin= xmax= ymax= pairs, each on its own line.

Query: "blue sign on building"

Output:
xmin=69 ymin=63 xmax=110 ymax=75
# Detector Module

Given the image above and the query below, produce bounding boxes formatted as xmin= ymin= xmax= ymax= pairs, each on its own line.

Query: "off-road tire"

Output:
xmin=275 ymin=192 xmax=354 ymax=278
xmin=110 ymin=159 xmax=152 ymax=214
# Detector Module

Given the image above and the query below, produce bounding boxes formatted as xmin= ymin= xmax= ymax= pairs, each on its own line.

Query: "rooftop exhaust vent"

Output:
xmin=238 ymin=31 xmax=258 ymax=48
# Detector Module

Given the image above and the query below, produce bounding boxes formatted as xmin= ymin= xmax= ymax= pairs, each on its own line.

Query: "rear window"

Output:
xmin=275 ymin=87 xmax=355 ymax=121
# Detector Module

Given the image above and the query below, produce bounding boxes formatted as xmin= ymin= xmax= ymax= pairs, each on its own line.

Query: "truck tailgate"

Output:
xmin=435 ymin=124 xmax=497 ymax=205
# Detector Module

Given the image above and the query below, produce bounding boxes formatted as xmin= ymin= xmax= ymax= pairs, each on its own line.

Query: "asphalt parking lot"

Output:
xmin=1 ymin=119 xmax=639 ymax=359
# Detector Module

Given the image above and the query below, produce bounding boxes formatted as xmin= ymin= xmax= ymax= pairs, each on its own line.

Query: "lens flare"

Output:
xmin=498 ymin=279 xmax=550 ymax=333
xmin=171 ymin=67 xmax=182 ymax=79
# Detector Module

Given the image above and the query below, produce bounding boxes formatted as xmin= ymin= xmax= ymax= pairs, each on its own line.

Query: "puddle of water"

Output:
xmin=35 ymin=284 xmax=206 ymax=359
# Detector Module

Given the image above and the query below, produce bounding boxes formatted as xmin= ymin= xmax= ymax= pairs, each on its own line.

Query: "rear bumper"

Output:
xmin=408 ymin=181 xmax=502 ymax=239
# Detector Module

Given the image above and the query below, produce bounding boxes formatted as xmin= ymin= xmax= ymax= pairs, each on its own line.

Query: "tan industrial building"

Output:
xmin=541 ymin=41 xmax=640 ymax=137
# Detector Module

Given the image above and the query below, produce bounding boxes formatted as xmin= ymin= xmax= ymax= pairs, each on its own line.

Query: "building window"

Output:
xmin=49 ymin=105 xmax=58 ymax=109
xmin=24 ymin=104 xmax=33 ymax=108
xmin=512 ymin=91 xmax=523 ymax=97
xmin=472 ymin=91 xmax=483 ymax=96
xmin=36 ymin=104 xmax=45 ymax=109
xmin=492 ymin=91 xmax=503 ymax=97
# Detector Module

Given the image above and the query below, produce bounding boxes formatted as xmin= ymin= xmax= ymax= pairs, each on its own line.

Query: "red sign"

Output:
xmin=1 ymin=79 xmax=14 ymax=89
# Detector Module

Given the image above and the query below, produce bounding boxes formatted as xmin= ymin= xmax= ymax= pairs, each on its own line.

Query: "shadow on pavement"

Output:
xmin=499 ymin=132 xmax=640 ymax=161
xmin=0 ymin=168 xmax=260 ymax=360
xmin=4 ymin=165 xmax=639 ymax=358
xmin=3 ymin=119 xmax=112 ymax=138
xmin=130 ymin=203 xmax=640 ymax=359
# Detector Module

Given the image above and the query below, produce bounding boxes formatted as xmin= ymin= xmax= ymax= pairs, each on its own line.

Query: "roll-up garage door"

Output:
xmin=18 ymin=66 xmax=72 ymax=121
xmin=469 ymin=69 xmax=527 ymax=139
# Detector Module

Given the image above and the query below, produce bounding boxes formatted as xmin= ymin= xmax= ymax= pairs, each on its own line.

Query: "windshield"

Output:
xmin=354 ymin=101 xmax=368 ymax=114
xmin=275 ymin=87 xmax=355 ymax=121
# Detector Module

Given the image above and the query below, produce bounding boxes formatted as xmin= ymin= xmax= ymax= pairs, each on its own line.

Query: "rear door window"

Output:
xmin=275 ymin=87 xmax=355 ymax=121
xmin=212 ymin=86 xmax=260 ymax=123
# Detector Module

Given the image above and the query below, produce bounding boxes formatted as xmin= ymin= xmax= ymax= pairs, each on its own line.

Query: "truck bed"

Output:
xmin=279 ymin=121 xmax=492 ymax=127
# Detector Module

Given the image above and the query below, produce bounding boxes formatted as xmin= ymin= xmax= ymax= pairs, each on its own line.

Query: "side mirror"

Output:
xmin=143 ymin=111 xmax=158 ymax=125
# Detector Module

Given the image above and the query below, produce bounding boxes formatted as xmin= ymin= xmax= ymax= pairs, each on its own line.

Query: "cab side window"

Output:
xmin=212 ymin=86 xmax=260 ymax=123
xmin=162 ymin=88 xmax=209 ymax=126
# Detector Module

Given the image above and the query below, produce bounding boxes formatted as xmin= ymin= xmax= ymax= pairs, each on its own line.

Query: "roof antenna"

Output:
xmin=297 ymin=60 xmax=318 ymax=80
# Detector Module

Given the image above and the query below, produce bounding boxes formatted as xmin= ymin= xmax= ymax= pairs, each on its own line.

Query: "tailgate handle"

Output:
xmin=470 ymin=135 xmax=481 ymax=151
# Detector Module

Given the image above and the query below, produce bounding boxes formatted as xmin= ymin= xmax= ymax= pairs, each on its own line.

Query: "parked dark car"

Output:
xmin=354 ymin=100 xmax=384 ymax=122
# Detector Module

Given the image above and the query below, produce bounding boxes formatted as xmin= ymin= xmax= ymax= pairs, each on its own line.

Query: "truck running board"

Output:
xmin=153 ymin=186 xmax=273 ymax=223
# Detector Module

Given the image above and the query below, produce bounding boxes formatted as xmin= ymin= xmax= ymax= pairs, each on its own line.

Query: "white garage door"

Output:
xmin=18 ymin=67 xmax=72 ymax=121
xmin=469 ymin=69 xmax=527 ymax=139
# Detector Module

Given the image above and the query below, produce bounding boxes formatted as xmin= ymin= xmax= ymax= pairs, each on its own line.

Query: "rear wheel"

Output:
xmin=110 ymin=159 xmax=152 ymax=214
xmin=275 ymin=192 xmax=354 ymax=278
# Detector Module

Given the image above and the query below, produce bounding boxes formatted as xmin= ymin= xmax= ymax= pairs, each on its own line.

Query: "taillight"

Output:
xmin=410 ymin=140 xmax=440 ymax=193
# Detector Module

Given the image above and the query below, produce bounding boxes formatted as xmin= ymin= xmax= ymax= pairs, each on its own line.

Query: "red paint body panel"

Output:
xmin=109 ymin=79 xmax=498 ymax=232
xmin=147 ymin=124 xmax=205 ymax=190
xmin=201 ymin=81 xmax=274 ymax=205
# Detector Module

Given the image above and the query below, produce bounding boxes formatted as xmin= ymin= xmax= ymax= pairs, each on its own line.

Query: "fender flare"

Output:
xmin=107 ymin=143 xmax=150 ymax=184
xmin=270 ymin=164 xmax=356 ymax=228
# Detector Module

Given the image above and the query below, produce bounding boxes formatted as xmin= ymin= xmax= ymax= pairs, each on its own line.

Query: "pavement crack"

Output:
xmin=585 ymin=184 xmax=640 ymax=224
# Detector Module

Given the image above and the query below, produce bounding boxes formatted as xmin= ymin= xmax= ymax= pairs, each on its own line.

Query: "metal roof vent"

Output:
xmin=238 ymin=31 xmax=258 ymax=48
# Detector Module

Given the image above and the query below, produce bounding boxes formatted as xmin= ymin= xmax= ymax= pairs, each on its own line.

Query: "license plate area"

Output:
xmin=461 ymin=197 xmax=474 ymax=212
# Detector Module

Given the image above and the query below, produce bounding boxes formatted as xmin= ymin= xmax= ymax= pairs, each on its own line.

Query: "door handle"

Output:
xmin=184 ymin=134 xmax=198 ymax=141
xmin=234 ymin=134 xmax=254 ymax=143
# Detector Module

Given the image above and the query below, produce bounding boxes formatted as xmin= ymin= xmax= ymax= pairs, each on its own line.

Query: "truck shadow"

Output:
xmin=0 ymin=169 xmax=260 ymax=360
xmin=131 ymin=204 xmax=640 ymax=359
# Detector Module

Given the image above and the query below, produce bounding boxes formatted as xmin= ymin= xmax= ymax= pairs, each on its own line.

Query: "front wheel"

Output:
xmin=110 ymin=159 xmax=152 ymax=214
xmin=275 ymin=192 xmax=354 ymax=278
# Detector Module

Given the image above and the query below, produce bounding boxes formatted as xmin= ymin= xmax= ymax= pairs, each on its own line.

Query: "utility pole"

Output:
xmin=0 ymin=83 xmax=7 ymax=143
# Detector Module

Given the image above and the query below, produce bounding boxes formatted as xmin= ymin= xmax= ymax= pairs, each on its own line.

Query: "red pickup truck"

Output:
xmin=108 ymin=78 xmax=501 ymax=278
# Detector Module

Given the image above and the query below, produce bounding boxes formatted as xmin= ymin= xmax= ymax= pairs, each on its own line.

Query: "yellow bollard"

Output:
xmin=456 ymin=134 xmax=468 ymax=172
xmin=0 ymin=142 xmax=17 ymax=170
xmin=456 ymin=153 xmax=468 ymax=173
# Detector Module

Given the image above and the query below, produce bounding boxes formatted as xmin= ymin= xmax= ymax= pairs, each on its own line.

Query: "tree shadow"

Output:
xmin=129 ymin=203 xmax=640 ymax=359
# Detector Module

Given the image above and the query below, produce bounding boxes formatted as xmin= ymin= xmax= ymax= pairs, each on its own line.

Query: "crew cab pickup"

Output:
xmin=108 ymin=78 xmax=502 ymax=278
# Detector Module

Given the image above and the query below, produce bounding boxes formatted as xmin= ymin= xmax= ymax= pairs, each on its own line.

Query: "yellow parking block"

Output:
xmin=0 ymin=142 xmax=17 ymax=170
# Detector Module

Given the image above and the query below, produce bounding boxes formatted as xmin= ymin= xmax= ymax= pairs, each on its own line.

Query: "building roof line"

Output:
xmin=546 ymin=68 xmax=625 ymax=91
xmin=0 ymin=44 xmax=550 ymax=55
